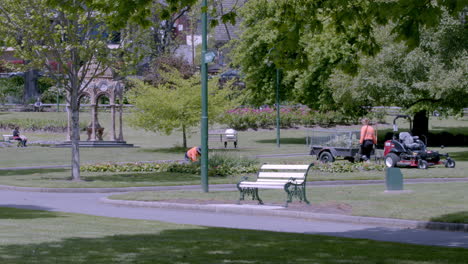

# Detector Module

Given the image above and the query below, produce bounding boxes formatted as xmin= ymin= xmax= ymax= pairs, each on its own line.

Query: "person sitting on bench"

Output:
xmin=12 ymin=126 xmax=27 ymax=147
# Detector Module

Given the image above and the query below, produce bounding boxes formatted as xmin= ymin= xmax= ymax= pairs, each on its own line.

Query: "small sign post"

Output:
xmin=385 ymin=167 xmax=403 ymax=191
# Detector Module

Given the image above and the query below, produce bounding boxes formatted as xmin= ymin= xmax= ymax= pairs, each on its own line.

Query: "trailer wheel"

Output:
xmin=319 ymin=152 xmax=335 ymax=163
xmin=384 ymin=153 xmax=400 ymax=168
xmin=445 ymin=159 xmax=456 ymax=168
xmin=417 ymin=160 xmax=428 ymax=169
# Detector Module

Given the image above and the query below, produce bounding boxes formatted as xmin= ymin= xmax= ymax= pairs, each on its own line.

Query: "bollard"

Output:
xmin=385 ymin=167 xmax=403 ymax=191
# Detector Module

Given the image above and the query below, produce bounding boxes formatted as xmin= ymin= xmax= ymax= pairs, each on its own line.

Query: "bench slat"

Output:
xmin=257 ymin=179 xmax=304 ymax=184
xmin=260 ymin=164 xmax=310 ymax=170
xmin=239 ymin=183 xmax=284 ymax=189
xmin=240 ymin=181 xmax=287 ymax=185
xmin=258 ymin=172 xmax=305 ymax=179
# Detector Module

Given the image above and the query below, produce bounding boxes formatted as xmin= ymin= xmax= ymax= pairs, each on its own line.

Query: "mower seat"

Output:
xmin=399 ymin=132 xmax=422 ymax=151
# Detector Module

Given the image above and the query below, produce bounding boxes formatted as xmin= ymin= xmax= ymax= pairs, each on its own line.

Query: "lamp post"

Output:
xmin=266 ymin=47 xmax=281 ymax=148
xmin=56 ymin=82 xmax=60 ymax=112
xmin=275 ymin=68 xmax=280 ymax=148
xmin=200 ymin=0 xmax=209 ymax=192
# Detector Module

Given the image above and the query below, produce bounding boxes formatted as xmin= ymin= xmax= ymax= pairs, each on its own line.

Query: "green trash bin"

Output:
xmin=385 ymin=167 xmax=403 ymax=191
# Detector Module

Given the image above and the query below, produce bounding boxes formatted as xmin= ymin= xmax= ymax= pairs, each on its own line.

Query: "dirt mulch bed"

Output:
xmin=161 ymin=199 xmax=353 ymax=215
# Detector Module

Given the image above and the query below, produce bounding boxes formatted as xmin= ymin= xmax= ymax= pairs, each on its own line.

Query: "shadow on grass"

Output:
xmin=0 ymin=168 xmax=69 ymax=177
xmin=448 ymin=151 xmax=468 ymax=162
xmin=138 ymin=146 xmax=186 ymax=153
xmin=82 ymin=172 xmax=200 ymax=182
xmin=430 ymin=211 xmax=468 ymax=224
xmin=0 ymin=227 xmax=467 ymax=263
xmin=256 ymin=137 xmax=307 ymax=145
xmin=208 ymin=148 xmax=241 ymax=152
xmin=0 ymin=206 xmax=60 ymax=219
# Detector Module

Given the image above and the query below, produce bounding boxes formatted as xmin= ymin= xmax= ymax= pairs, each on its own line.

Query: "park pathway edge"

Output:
xmin=100 ymin=197 xmax=468 ymax=233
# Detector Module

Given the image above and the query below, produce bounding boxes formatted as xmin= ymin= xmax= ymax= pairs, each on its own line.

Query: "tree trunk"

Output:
xmin=69 ymin=74 xmax=81 ymax=181
xmin=412 ymin=110 xmax=429 ymax=139
xmin=23 ymin=69 xmax=40 ymax=103
xmin=182 ymin=125 xmax=187 ymax=149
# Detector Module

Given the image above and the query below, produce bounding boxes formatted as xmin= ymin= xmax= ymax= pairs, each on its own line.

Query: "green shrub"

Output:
xmin=208 ymin=153 xmax=259 ymax=176
xmin=312 ymin=162 xmax=385 ymax=173
xmin=81 ymin=154 xmax=260 ymax=177
xmin=220 ymin=106 xmax=359 ymax=130
xmin=0 ymin=118 xmax=87 ymax=132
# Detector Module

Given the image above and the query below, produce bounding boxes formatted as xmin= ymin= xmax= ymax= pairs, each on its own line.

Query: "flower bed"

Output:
xmin=220 ymin=106 xmax=358 ymax=130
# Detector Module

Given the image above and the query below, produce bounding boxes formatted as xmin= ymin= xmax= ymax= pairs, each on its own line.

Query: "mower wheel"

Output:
xmin=445 ymin=159 xmax=456 ymax=168
xmin=418 ymin=160 xmax=428 ymax=169
xmin=384 ymin=153 xmax=400 ymax=168
xmin=319 ymin=152 xmax=335 ymax=163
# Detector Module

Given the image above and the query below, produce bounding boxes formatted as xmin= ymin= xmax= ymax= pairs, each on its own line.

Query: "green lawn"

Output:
xmin=0 ymin=112 xmax=466 ymax=168
xmin=0 ymin=156 xmax=466 ymax=188
xmin=0 ymin=207 xmax=467 ymax=264
xmin=110 ymin=182 xmax=468 ymax=223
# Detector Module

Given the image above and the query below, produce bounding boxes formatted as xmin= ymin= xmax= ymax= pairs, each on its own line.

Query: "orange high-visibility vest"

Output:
xmin=360 ymin=125 xmax=377 ymax=144
xmin=187 ymin=147 xmax=200 ymax=162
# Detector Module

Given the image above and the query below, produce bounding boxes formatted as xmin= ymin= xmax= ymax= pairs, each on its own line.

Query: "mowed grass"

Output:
xmin=110 ymin=182 xmax=468 ymax=223
xmin=0 ymin=111 xmax=466 ymax=188
xmin=0 ymin=157 xmax=466 ymax=188
xmin=0 ymin=112 xmax=466 ymax=167
xmin=0 ymin=207 xmax=467 ymax=264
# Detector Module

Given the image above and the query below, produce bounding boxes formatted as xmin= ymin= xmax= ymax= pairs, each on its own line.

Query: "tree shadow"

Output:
xmin=83 ymin=172 xmax=199 ymax=183
xmin=429 ymin=211 xmax=468 ymax=225
xmin=256 ymin=137 xmax=307 ymax=145
xmin=448 ymin=151 xmax=468 ymax=161
xmin=138 ymin=146 xmax=186 ymax=153
xmin=0 ymin=168 xmax=69 ymax=177
xmin=0 ymin=206 xmax=60 ymax=219
xmin=0 ymin=227 xmax=466 ymax=263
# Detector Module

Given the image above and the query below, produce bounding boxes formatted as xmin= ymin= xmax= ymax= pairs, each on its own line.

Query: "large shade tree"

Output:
xmin=0 ymin=0 xmax=129 ymax=180
xmin=328 ymin=12 xmax=467 ymax=136
xmin=127 ymin=68 xmax=237 ymax=148
xmin=228 ymin=0 xmax=465 ymax=112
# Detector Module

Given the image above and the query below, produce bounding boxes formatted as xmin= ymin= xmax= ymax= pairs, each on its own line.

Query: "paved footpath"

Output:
xmin=1 ymin=185 xmax=468 ymax=249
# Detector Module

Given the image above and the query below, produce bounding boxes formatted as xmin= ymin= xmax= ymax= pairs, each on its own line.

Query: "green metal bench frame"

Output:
xmin=236 ymin=164 xmax=313 ymax=207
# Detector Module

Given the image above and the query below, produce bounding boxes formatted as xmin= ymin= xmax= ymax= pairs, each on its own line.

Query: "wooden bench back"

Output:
xmin=257 ymin=164 xmax=313 ymax=184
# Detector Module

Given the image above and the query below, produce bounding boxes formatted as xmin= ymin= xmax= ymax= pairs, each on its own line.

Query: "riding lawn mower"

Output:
xmin=383 ymin=115 xmax=456 ymax=169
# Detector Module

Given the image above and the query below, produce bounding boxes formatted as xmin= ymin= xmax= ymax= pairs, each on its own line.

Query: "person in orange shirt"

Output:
xmin=359 ymin=118 xmax=377 ymax=161
xmin=185 ymin=146 xmax=201 ymax=162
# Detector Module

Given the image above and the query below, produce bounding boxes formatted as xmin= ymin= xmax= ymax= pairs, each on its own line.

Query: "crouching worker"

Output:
xmin=13 ymin=126 xmax=27 ymax=147
xmin=185 ymin=146 xmax=201 ymax=162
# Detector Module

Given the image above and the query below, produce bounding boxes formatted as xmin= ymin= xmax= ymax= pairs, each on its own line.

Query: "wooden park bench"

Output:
xmin=237 ymin=164 xmax=313 ymax=207
xmin=2 ymin=135 xmax=13 ymax=142
xmin=2 ymin=135 xmax=23 ymax=147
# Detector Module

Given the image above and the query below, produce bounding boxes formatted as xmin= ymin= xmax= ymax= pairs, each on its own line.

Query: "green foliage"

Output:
xmin=207 ymin=153 xmax=259 ymax=177
xmin=328 ymin=13 xmax=468 ymax=116
xmin=127 ymin=67 xmax=238 ymax=147
xmin=37 ymin=77 xmax=55 ymax=94
xmin=81 ymin=154 xmax=260 ymax=177
xmin=220 ymin=106 xmax=357 ymax=130
xmin=0 ymin=118 xmax=87 ymax=132
xmin=312 ymin=162 xmax=385 ymax=173
xmin=229 ymin=0 xmax=463 ymax=115
xmin=0 ymin=76 xmax=23 ymax=103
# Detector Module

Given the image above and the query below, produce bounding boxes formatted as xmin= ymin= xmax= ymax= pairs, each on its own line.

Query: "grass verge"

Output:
xmin=0 ymin=207 xmax=467 ymax=263
xmin=110 ymin=182 xmax=468 ymax=223
xmin=0 ymin=159 xmax=467 ymax=188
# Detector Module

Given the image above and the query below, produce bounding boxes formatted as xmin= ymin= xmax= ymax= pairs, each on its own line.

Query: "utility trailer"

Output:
xmin=306 ymin=129 xmax=362 ymax=163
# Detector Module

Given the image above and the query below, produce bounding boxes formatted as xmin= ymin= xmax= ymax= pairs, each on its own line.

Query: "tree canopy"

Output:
xmin=127 ymin=68 xmax=238 ymax=148
xmin=328 ymin=12 xmax=468 ymax=117
xmin=228 ymin=0 xmax=466 ymax=112
xmin=0 ymin=0 xmax=129 ymax=180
